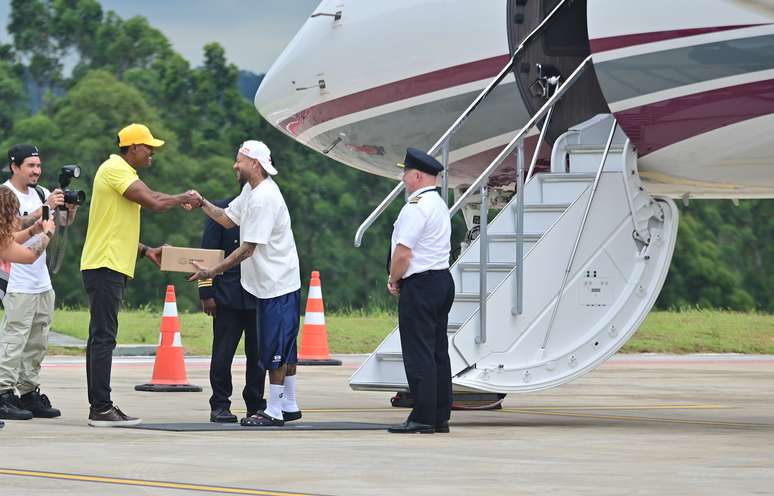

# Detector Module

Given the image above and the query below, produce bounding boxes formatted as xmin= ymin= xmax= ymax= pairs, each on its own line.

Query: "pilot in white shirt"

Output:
xmin=386 ymin=147 xmax=455 ymax=435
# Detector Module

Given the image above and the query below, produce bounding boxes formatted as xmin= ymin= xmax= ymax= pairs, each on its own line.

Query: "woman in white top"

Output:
xmin=0 ymin=186 xmax=55 ymax=264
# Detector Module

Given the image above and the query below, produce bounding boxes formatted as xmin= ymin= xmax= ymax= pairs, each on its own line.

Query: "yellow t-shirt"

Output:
xmin=80 ymin=154 xmax=141 ymax=277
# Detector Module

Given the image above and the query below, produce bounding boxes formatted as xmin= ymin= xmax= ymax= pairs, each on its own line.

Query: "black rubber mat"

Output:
xmin=121 ymin=421 xmax=390 ymax=432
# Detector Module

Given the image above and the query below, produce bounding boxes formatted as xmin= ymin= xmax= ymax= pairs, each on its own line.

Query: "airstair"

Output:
xmin=349 ymin=1 xmax=678 ymax=395
xmin=351 ymin=114 xmax=677 ymax=393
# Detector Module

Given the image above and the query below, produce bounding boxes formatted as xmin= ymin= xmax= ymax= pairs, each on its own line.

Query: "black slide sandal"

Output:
xmin=240 ymin=411 xmax=285 ymax=427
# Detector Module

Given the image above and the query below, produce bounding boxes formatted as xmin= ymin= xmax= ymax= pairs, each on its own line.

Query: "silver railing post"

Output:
xmin=540 ymin=119 xmax=618 ymax=352
xmin=441 ymin=140 xmax=450 ymax=204
xmin=354 ymin=182 xmax=405 ymax=248
xmin=476 ymin=184 xmax=489 ymax=344
xmin=526 ymin=105 xmax=554 ymax=184
xmin=512 ymin=140 xmax=525 ymax=316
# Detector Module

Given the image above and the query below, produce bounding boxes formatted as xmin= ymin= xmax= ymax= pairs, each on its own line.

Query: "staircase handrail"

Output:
xmin=449 ymin=55 xmax=592 ymax=217
xmin=353 ymin=0 xmax=574 ymax=247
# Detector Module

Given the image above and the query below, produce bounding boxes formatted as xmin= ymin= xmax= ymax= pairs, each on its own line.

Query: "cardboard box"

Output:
xmin=160 ymin=246 xmax=224 ymax=273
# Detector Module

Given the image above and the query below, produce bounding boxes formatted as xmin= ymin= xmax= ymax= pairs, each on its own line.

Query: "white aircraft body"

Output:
xmin=257 ymin=0 xmax=774 ymax=198
xmin=255 ymin=0 xmax=774 ymax=396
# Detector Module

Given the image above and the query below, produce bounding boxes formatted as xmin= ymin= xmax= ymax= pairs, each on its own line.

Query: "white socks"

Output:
xmin=282 ymin=375 xmax=299 ymax=413
xmin=264 ymin=376 xmax=300 ymax=420
xmin=265 ymin=384 xmax=285 ymax=420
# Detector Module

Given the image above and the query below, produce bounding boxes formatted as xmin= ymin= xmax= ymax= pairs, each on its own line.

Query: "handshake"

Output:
xmin=180 ymin=190 xmax=204 ymax=210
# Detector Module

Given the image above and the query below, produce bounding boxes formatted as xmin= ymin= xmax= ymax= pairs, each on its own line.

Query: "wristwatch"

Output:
xmin=139 ymin=245 xmax=148 ymax=258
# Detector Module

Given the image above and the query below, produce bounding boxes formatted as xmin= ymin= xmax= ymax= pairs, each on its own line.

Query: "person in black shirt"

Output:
xmin=199 ymin=196 xmax=266 ymax=423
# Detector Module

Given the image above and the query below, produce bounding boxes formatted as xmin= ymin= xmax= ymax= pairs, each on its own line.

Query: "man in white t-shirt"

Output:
xmin=0 ymin=144 xmax=78 ymax=421
xmin=186 ymin=140 xmax=302 ymax=427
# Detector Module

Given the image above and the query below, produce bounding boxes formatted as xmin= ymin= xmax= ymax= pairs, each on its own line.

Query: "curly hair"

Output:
xmin=0 ymin=186 xmax=20 ymax=249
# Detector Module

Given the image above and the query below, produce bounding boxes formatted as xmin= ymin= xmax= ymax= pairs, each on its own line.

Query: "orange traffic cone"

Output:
xmin=298 ymin=271 xmax=341 ymax=366
xmin=135 ymin=285 xmax=202 ymax=392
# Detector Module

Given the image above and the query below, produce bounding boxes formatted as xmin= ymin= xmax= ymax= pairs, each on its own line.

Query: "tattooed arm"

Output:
xmin=26 ymin=233 xmax=51 ymax=259
xmin=183 ymin=190 xmax=237 ymax=229
xmin=13 ymin=224 xmax=39 ymax=244
xmin=187 ymin=242 xmax=256 ymax=281
xmin=18 ymin=212 xmax=39 ymax=229
xmin=4 ymin=218 xmax=55 ymax=263
xmin=0 ymin=231 xmax=52 ymax=264
xmin=19 ymin=189 xmax=66 ymax=228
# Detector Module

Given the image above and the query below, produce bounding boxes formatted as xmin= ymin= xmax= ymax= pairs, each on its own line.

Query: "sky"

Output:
xmin=0 ymin=0 xmax=322 ymax=73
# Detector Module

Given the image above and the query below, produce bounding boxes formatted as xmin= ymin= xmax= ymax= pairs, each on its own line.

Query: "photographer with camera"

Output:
xmin=80 ymin=123 xmax=200 ymax=427
xmin=0 ymin=144 xmax=75 ymax=422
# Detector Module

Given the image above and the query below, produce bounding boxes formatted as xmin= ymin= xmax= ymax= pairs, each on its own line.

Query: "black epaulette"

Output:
xmin=409 ymin=196 xmax=422 ymax=204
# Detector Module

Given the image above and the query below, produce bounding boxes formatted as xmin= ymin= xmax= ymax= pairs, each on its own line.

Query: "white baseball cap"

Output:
xmin=238 ymin=140 xmax=277 ymax=175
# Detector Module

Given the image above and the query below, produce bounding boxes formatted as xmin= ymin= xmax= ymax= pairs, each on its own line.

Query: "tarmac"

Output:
xmin=0 ymin=353 xmax=772 ymax=496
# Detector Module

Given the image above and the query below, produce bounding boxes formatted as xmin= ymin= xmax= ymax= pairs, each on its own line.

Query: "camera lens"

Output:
xmin=63 ymin=189 xmax=85 ymax=205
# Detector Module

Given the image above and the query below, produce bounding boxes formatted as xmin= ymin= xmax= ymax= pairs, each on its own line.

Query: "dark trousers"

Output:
xmin=82 ymin=268 xmax=126 ymax=411
xmin=398 ymin=270 xmax=455 ymax=426
xmin=209 ymin=307 xmax=266 ymax=413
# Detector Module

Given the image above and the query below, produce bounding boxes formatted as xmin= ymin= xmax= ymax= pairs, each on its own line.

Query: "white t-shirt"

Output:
xmin=391 ymin=186 xmax=451 ymax=279
xmin=3 ymin=181 xmax=52 ymax=294
xmin=225 ymin=179 xmax=301 ymax=299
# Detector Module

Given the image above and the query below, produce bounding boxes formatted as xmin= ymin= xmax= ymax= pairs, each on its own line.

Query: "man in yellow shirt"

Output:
xmin=81 ymin=123 xmax=199 ymax=427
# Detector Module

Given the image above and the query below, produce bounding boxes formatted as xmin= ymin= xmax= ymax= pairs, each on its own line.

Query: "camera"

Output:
xmin=57 ymin=165 xmax=85 ymax=209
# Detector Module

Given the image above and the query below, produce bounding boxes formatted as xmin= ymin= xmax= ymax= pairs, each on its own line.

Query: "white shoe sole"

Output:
xmin=88 ymin=418 xmax=143 ymax=427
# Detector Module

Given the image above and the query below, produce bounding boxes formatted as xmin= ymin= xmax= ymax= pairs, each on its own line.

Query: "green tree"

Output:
xmin=3 ymin=0 xmax=769 ymax=316
xmin=658 ymin=201 xmax=759 ymax=311
xmin=0 ymin=58 xmax=27 ymax=134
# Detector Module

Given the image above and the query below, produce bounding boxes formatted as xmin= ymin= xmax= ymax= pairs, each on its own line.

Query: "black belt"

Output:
xmin=403 ymin=269 xmax=449 ymax=281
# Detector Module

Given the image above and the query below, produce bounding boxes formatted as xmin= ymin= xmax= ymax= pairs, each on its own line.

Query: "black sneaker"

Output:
xmin=0 ymin=390 xmax=33 ymax=420
xmin=19 ymin=388 xmax=61 ymax=418
xmin=210 ymin=407 xmax=237 ymax=423
xmin=88 ymin=405 xmax=142 ymax=427
xmin=435 ymin=420 xmax=450 ymax=433
xmin=0 ymin=419 xmax=4 ymax=428
xmin=282 ymin=410 xmax=302 ymax=422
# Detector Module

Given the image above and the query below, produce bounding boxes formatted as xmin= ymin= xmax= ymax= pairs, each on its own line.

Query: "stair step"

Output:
xmin=564 ymin=146 xmax=626 ymax=173
xmin=455 ymin=292 xmax=486 ymax=302
xmin=457 ymin=263 xmax=512 ymax=293
xmin=488 ymin=233 xmax=542 ymax=243
xmin=376 ymin=324 xmax=462 ymax=350
xmin=458 ymin=262 xmax=514 ymax=272
xmin=514 ymin=203 xmax=570 ymax=213
xmin=375 ymin=351 xmax=404 ymax=362
xmin=537 ymin=173 xmax=594 ymax=203
xmin=484 ymin=203 xmax=568 ymax=236
xmin=539 ymin=172 xmax=595 ymax=182
xmin=565 ymin=145 xmax=625 ymax=154
xmin=486 ymin=234 xmax=541 ymax=264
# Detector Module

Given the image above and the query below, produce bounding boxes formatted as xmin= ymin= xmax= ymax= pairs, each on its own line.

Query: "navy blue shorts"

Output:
xmin=256 ymin=290 xmax=300 ymax=369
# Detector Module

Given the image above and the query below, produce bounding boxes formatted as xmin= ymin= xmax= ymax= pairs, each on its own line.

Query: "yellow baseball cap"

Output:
xmin=118 ymin=123 xmax=165 ymax=147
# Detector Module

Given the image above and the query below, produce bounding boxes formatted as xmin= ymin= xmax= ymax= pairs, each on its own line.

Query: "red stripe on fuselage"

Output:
xmin=590 ymin=24 xmax=766 ymax=53
xmin=279 ymin=55 xmax=511 ymax=136
xmin=615 ymin=78 xmax=774 ymax=156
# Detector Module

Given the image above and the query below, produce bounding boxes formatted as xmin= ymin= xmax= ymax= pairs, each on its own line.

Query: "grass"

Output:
xmin=42 ymin=308 xmax=398 ymax=356
xmin=623 ymin=309 xmax=774 ymax=354
xmin=9 ymin=308 xmax=774 ymax=356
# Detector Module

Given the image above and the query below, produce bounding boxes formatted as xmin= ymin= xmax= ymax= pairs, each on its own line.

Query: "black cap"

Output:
xmin=8 ymin=144 xmax=40 ymax=168
xmin=397 ymin=147 xmax=443 ymax=176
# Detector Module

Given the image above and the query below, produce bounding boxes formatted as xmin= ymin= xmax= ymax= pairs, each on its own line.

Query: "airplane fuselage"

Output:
xmin=256 ymin=0 xmax=774 ymax=199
